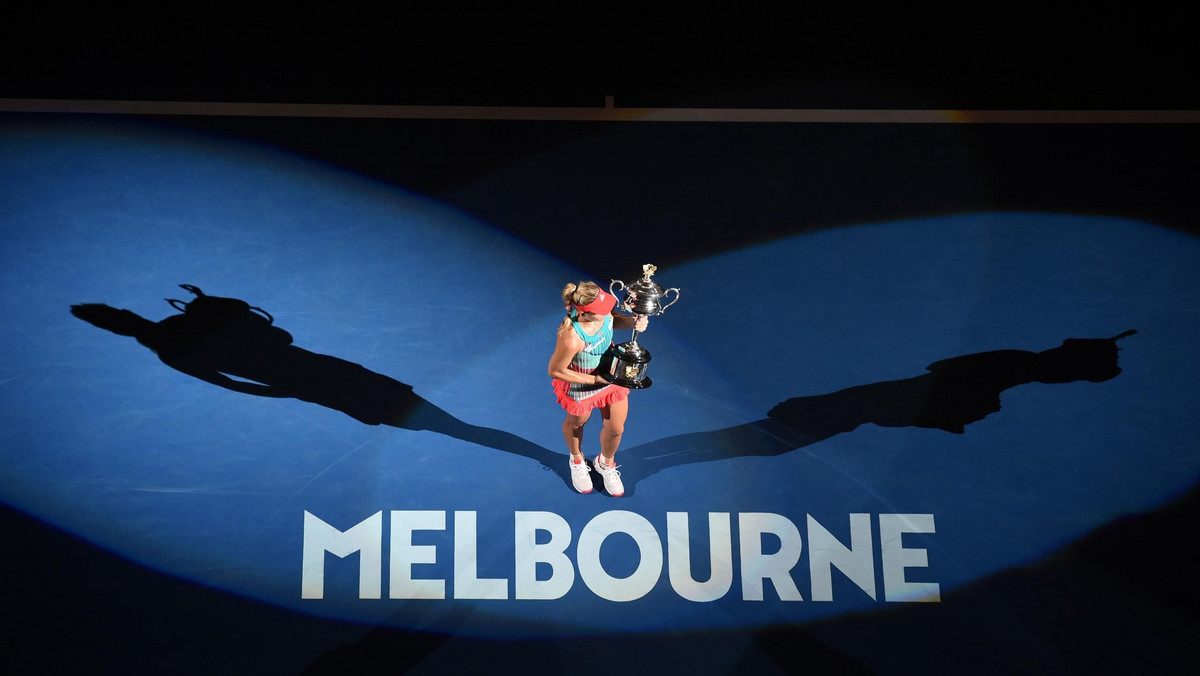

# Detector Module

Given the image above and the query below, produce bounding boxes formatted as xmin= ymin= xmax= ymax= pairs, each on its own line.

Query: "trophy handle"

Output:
xmin=659 ymin=287 xmax=681 ymax=313
xmin=609 ymin=279 xmax=629 ymax=313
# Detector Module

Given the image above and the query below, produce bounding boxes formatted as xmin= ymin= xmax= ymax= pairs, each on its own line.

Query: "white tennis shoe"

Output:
xmin=569 ymin=455 xmax=593 ymax=494
xmin=593 ymin=454 xmax=624 ymax=497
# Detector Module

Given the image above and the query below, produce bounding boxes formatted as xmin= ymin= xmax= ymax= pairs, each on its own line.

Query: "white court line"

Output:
xmin=2 ymin=98 xmax=1199 ymax=123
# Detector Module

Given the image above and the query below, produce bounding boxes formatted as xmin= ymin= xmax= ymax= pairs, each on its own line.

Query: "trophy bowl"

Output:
xmin=598 ymin=264 xmax=679 ymax=389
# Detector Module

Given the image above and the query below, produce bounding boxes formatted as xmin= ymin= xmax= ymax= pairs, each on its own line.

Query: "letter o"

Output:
xmin=576 ymin=511 xmax=663 ymax=602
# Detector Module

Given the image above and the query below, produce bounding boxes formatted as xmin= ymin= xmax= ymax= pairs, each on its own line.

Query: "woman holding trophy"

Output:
xmin=548 ymin=281 xmax=647 ymax=496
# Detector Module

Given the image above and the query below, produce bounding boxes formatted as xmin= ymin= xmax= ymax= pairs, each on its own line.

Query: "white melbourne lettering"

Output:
xmin=301 ymin=509 xmax=939 ymax=603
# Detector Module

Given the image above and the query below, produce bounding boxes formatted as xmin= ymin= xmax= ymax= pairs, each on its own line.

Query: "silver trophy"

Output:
xmin=599 ymin=264 xmax=680 ymax=389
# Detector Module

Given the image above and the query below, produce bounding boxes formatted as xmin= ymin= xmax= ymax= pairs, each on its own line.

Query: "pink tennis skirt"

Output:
xmin=552 ymin=376 xmax=630 ymax=416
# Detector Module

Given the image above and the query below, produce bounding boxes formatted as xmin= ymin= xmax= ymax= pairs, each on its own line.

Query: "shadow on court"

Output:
xmin=624 ymin=329 xmax=1138 ymax=491
xmin=72 ymin=285 xmax=1136 ymax=497
xmin=70 ymin=285 xmax=567 ymax=484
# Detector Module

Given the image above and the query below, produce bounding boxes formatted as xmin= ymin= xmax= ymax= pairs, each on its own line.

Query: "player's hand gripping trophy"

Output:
xmin=598 ymin=264 xmax=680 ymax=389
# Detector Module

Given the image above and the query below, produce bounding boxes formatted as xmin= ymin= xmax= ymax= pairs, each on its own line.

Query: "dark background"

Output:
xmin=4 ymin=5 xmax=1197 ymax=109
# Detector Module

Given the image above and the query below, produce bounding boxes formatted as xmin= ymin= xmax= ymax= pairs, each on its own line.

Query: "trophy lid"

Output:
xmin=619 ymin=263 xmax=668 ymax=315
xmin=628 ymin=263 xmax=664 ymax=298
xmin=611 ymin=263 xmax=679 ymax=316
xmin=628 ymin=277 xmax=665 ymax=299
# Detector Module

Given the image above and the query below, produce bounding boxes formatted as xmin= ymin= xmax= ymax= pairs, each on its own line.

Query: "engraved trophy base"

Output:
xmin=598 ymin=340 xmax=653 ymax=389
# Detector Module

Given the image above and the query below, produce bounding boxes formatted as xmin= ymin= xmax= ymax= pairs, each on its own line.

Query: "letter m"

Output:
xmin=301 ymin=510 xmax=383 ymax=599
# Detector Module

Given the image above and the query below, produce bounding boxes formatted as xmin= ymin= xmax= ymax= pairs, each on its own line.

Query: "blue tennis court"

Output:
xmin=2 ymin=111 xmax=1198 ymax=674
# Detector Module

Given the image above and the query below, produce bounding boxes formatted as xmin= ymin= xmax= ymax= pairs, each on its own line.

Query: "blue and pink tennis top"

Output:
xmin=552 ymin=314 xmax=629 ymax=415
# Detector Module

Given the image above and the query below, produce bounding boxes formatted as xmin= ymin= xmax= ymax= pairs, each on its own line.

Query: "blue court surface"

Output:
xmin=2 ymin=113 xmax=1199 ymax=674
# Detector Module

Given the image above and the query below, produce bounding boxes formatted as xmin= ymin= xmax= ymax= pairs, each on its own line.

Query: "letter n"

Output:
xmin=807 ymin=513 xmax=876 ymax=601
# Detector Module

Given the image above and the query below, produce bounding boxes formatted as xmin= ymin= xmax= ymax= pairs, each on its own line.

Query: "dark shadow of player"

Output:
xmin=71 ymin=285 xmax=566 ymax=485
xmin=621 ymin=330 xmax=1138 ymax=494
xmin=73 ymin=285 xmax=1138 ymax=497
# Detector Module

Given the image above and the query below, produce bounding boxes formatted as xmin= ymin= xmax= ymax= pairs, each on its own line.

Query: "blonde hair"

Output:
xmin=559 ymin=281 xmax=601 ymax=331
